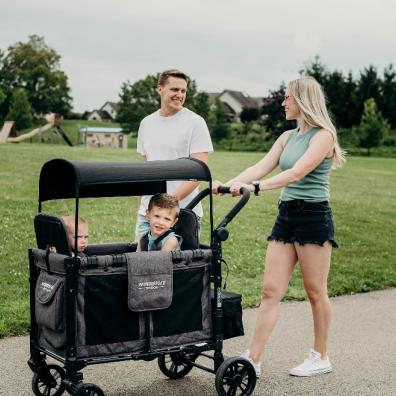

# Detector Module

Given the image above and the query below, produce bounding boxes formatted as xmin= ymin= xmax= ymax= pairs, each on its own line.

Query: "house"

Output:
xmin=87 ymin=101 xmax=120 ymax=122
xmin=100 ymin=101 xmax=119 ymax=120
xmin=78 ymin=127 xmax=127 ymax=149
xmin=208 ymin=90 xmax=263 ymax=122
xmin=87 ymin=110 xmax=112 ymax=122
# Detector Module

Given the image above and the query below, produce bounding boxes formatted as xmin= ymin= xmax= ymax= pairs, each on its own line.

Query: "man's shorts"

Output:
xmin=267 ymin=200 xmax=338 ymax=248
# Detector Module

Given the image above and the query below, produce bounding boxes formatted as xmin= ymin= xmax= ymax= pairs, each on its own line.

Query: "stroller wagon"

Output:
xmin=28 ymin=158 xmax=257 ymax=396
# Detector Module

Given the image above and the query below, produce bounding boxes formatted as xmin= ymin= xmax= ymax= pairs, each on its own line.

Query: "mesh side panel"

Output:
xmin=152 ymin=268 xmax=204 ymax=337
xmin=84 ymin=274 xmax=140 ymax=345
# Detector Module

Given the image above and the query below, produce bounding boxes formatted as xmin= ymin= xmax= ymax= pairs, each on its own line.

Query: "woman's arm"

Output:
xmin=227 ymin=131 xmax=290 ymax=184
xmin=227 ymin=129 xmax=334 ymax=195
xmin=212 ymin=131 xmax=290 ymax=193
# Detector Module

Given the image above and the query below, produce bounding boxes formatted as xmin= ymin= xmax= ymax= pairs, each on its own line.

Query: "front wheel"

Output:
xmin=215 ymin=357 xmax=256 ymax=396
xmin=32 ymin=364 xmax=66 ymax=396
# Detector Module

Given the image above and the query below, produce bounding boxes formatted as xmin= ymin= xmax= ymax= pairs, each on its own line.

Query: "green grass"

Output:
xmin=0 ymin=143 xmax=395 ymax=338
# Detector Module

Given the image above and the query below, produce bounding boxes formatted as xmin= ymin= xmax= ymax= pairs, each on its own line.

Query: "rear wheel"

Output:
xmin=215 ymin=357 xmax=256 ymax=396
xmin=158 ymin=352 xmax=198 ymax=379
xmin=32 ymin=364 xmax=66 ymax=396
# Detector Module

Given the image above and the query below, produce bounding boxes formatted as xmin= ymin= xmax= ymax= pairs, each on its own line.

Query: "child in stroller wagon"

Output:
xmin=137 ymin=193 xmax=183 ymax=252
xmin=49 ymin=215 xmax=89 ymax=256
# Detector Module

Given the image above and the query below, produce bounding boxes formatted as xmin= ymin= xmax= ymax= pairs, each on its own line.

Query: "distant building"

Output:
xmin=78 ymin=127 xmax=127 ymax=149
xmin=208 ymin=90 xmax=263 ymax=122
xmin=87 ymin=101 xmax=120 ymax=122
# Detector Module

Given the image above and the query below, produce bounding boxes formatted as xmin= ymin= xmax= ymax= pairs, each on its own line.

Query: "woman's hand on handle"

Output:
xmin=212 ymin=180 xmax=224 ymax=195
xmin=229 ymin=181 xmax=254 ymax=197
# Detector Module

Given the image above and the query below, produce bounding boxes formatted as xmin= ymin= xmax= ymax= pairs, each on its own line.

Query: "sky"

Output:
xmin=1 ymin=0 xmax=395 ymax=113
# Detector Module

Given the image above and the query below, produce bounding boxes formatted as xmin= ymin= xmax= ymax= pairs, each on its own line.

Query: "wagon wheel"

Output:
xmin=215 ymin=357 xmax=256 ymax=396
xmin=32 ymin=364 xmax=66 ymax=396
xmin=158 ymin=352 xmax=199 ymax=379
xmin=80 ymin=383 xmax=105 ymax=396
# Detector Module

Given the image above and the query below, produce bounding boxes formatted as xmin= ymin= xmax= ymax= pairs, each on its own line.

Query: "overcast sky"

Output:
xmin=1 ymin=0 xmax=395 ymax=112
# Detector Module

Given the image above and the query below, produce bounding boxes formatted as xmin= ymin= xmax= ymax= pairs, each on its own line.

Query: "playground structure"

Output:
xmin=0 ymin=114 xmax=73 ymax=146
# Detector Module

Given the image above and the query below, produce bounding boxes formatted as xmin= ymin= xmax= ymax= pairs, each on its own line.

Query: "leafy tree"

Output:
xmin=117 ymin=75 xmax=160 ymax=133
xmin=356 ymin=66 xmax=381 ymax=118
xmin=358 ymin=98 xmax=389 ymax=155
xmin=261 ymin=83 xmax=294 ymax=137
xmin=6 ymin=88 xmax=32 ymax=130
xmin=300 ymin=55 xmax=328 ymax=86
xmin=117 ymin=73 xmax=210 ymax=133
xmin=380 ymin=64 xmax=396 ymax=128
xmin=0 ymin=35 xmax=72 ymax=117
xmin=240 ymin=107 xmax=260 ymax=123
xmin=211 ymin=99 xmax=230 ymax=141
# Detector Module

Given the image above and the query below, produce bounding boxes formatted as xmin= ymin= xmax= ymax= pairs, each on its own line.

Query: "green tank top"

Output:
xmin=279 ymin=127 xmax=332 ymax=202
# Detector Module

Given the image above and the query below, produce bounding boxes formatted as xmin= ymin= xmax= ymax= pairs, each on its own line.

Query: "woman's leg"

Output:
xmin=295 ymin=242 xmax=332 ymax=357
xmin=249 ymin=241 xmax=297 ymax=363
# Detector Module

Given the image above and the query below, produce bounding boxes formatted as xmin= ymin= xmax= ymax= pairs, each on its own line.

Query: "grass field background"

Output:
xmin=0 ymin=143 xmax=395 ymax=338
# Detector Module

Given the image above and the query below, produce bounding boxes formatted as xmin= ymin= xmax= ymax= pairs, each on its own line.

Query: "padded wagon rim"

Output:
xmin=39 ymin=157 xmax=212 ymax=202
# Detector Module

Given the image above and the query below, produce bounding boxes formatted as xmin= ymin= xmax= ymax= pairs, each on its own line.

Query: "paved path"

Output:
xmin=1 ymin=289 xmax=395 ymax=395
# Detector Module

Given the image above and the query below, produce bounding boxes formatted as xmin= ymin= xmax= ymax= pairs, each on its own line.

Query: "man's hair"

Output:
xmin=148 ymin=194 xmax=180 ymax=216
xmin=158 ymin=69 xmax=189 ymax=86
xmin=62 ymin=215 xmax=87 ymax=234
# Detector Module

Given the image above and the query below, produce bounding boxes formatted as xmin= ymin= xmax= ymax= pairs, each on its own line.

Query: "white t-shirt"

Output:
xmin=137 ymin=107 xmax=213 ymax=217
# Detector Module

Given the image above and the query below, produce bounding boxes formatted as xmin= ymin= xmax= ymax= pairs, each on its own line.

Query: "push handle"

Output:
xmin=216 ymin=186 xmax=250 ymax=228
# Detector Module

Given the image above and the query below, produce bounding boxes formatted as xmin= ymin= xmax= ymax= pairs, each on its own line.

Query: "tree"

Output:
xmin=240 ymin=107 xmax=260 ymax=123
xmin=117 ymin=74 xmax=210 ymax=133
xmin=358 ymin=98 xmax=389 ymax=155
xmin=261 ymin=83 xmax=294 ymax=137
xmin=211 ymin=99 xmax=230 ymax=141
xmin=0 ymin=35 xmax=72 ymax=117
xmin=6 ymin=88 xmax=32 ymax=130
xmin=380 ymin=64 xmax=396 ymax=128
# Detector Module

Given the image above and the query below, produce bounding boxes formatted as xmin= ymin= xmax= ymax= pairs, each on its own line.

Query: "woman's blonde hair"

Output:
xmin=288 ymin=76 xmax=346 ymax=168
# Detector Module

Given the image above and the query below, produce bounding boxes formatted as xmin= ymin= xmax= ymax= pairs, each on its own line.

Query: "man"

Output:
xmin=135 ymin=69 xmax=213 ymax=241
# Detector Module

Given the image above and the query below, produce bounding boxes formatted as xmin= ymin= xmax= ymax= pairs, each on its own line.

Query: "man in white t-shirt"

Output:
xmin=135 ymin=69 xmax=213 ymax=241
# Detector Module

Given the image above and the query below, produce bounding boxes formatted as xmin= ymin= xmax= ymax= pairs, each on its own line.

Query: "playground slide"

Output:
xmin=0 ymin=121 xmax=16 ymax=143
xmin=7 ymin=122 xmax=54 ymax=143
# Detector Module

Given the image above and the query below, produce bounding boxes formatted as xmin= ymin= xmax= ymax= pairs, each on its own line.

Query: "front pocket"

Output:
xmin=35 ymin=271 xmax=65 ymax=331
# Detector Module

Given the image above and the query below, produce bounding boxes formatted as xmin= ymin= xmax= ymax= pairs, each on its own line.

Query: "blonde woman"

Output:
xmin=213 ymin=76 xmax=345 ymax=378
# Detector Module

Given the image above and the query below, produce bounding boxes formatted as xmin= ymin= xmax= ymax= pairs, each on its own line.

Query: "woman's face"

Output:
xmin=282 ymin=89 xmax=300 ymax=120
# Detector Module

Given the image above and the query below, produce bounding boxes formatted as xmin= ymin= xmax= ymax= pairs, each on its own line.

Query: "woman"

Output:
xmin=213 ymin=76 xmax=345 ymax=378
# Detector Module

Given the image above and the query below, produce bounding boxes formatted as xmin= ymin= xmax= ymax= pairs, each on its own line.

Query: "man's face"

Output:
xmin=157 ymin=77 xmax=187 ymax=116
xmin=67 ymin=223 xmax=89 ymax=253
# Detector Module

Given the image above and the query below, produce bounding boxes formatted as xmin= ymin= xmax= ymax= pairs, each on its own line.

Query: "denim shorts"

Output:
xmin=267 ymin=200 xmax=338 ymax=248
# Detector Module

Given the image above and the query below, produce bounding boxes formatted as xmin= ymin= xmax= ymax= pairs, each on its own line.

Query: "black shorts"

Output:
xmin=267 ymin=200 xmax=338 ymax=248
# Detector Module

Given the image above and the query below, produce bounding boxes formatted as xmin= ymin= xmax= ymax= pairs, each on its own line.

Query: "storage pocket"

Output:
xmin=212 ymin=290 xmax=244 ymax=340
xmin=35 ymin=271 xmax=65 ymax=331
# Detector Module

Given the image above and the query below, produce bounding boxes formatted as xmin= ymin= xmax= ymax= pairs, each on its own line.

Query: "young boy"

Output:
xmin=137 ymin=194 xmax=182 ymax=252
xmin=62 ymin=215 xmax=89 ymax=256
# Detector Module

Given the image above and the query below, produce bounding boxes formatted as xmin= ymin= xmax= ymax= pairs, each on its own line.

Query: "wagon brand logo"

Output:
xmin=138 ymin=280 xmax=166 ymax=290
xmin=40 ymin=281 xmax=55 ymax=292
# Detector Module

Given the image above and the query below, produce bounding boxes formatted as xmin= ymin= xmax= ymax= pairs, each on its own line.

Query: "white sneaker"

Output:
xmin=241 ymin=349 xmax=261 ymax=378
xmin=289 ymin=349 xmax=332 ymax=377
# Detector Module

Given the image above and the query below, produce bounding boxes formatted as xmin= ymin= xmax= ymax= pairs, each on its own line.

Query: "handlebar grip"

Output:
xmin=217 ymin=186 xmax=231 ymax=194
xmin=216 ymin=187 xmax=250 ymax=229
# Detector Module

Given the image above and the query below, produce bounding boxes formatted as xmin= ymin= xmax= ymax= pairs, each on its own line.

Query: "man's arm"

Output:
xmin=171 ymin=152 xmax=208 ymax=201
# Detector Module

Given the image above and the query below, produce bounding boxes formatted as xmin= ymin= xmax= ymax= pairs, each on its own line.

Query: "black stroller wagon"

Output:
xmin=28 ymin=158 xmax=257 ymax=395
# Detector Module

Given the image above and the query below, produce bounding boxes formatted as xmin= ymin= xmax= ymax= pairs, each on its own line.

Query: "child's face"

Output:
xmin=146 ymin=206 xmax=178 ymax=237
xmin=67 ymin=223 xmax=89 ymax=253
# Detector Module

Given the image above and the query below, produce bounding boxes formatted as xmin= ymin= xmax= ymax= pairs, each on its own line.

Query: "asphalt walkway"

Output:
xmin=1 ymin=289 xmax=395 ymax=395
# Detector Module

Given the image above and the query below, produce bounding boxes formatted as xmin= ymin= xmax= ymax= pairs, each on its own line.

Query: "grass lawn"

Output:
xmin=0 ymin=143 xmax=395 ymax=338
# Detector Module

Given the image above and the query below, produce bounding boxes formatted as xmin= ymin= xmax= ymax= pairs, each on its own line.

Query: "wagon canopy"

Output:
xmin=39 ymin=158 xmax=211 ymax=202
